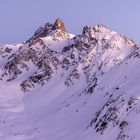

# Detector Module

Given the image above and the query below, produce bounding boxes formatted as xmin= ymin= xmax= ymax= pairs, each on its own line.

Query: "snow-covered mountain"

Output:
xmin=0 ymin=18 xmax=140 ymax=140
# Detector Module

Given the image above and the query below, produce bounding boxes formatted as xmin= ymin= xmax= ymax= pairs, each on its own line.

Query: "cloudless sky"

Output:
xmin=0 ymin=0 xmax=140 ymax=44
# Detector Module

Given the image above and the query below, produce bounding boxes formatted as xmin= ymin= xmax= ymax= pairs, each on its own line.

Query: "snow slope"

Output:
xmin=0 ymin=18 xmax=140 ymax=140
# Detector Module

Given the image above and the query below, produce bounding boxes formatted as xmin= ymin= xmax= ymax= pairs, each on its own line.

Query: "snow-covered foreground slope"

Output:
xmin=0 ymin=18 xmax=140 ymax=140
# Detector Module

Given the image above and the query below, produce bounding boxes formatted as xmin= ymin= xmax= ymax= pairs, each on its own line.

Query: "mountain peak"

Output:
xmin=82 ymin=24 xmax=110 ymax=36
xmin=53 ymin=18 xmax=67 ymax=32
xmin=29 ymin=18 xmax=68 ymax=43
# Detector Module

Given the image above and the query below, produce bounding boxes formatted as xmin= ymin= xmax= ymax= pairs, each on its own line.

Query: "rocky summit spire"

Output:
xmin=53 ymin=18 xmax=67 ymax=33
xmin=33 ymin=18 xmax=67 ymax=39
xmin=28 ymin=18 xmax=68 ymax=44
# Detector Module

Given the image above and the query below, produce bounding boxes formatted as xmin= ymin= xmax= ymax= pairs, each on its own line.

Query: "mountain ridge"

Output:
xmin=0 ymin=18 xmax=140 ymax=140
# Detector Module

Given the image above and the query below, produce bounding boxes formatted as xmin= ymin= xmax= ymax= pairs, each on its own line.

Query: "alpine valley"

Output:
xmin=0 ymin=18 xmax=140 ymax=140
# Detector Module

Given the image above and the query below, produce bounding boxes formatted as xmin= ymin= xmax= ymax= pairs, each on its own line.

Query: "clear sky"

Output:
xmin=0 ymin=0 xmax=140 ymax=44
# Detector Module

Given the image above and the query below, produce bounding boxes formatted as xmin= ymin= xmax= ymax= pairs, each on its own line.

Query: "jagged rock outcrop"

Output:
xmin=28 ymin=18 xmax=69 ymax=46
xmin=53 ymin=18 xmax=67 ymax=33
